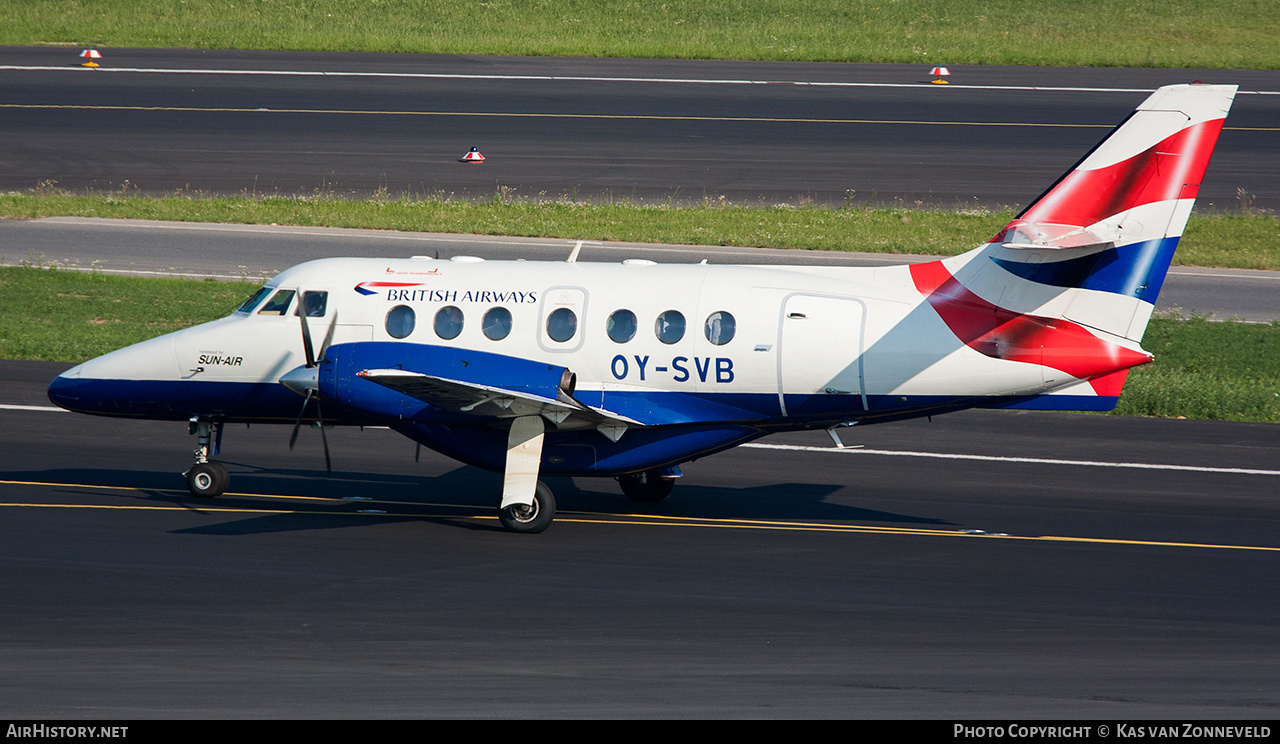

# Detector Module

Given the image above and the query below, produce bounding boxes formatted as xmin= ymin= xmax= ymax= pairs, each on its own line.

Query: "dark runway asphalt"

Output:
xmin=3 ymin=46 xmax=1278 ymax=209
xmin=2 ymin=360 xmax=1278 ymax=717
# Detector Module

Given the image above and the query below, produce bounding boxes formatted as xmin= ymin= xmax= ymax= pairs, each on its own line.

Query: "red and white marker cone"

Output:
xmin=80 ymin=49 xmax=102 ymax=68
xmin=929 ymin=66 xmax=950 ymax=84
xmin=460 ymin=147 xmax=485 ymax=164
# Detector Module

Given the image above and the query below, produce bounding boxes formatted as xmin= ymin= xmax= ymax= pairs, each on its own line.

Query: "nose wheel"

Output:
xmin=186 ymin=461 xmax=229 ymax=497
xmin=186 ymin=418 xmax=229 ymax=497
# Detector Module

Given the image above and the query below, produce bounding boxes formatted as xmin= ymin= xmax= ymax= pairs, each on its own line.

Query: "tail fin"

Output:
xmin=983 ymin=83 xmax=1237 ymax=341
xmin=909 ymin=83 xmax=1235 ymax=410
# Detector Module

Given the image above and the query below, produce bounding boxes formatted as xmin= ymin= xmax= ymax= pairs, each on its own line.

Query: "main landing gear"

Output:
xmin=497 ymin=416 xmax=556 ymax=533
xmin=185 ymin=418 xmax=228 ymax=497
xmin=498 ymin=480 xmax=556 ymax=534
xmin=618 ymin=469 xmax=677 ymax=503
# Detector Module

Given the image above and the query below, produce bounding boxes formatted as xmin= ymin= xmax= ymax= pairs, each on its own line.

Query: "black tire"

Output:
xmin=498 ymin=480 xmax=555 ymax=534
xmin=619 ymin=471 xmax=675 ymax=503
xmin=186 ymin=462 xmax=228 ymax=498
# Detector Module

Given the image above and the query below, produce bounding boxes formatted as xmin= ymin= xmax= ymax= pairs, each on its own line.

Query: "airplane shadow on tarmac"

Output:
xmin=2 ymin=460 xmax=956 ymax=536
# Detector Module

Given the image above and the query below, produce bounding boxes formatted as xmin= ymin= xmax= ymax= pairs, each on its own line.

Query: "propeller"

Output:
xmin=290 ymin=387 xmax=331 ymax=476
xmin=283 ymin=307 xmax=337 ymax=476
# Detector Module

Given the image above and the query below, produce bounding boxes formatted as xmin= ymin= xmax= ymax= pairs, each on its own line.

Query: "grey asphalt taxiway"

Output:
xmin=3 ymin=216 xmax=1278 ymax=322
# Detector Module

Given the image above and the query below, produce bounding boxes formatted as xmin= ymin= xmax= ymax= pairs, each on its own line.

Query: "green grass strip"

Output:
xmin=5 ymin=0 xmax=1279 ymax=69
xmin=3 ymin=191 xmax=1278 ymax=270
xmin=0 ymin=266 xmax=249 ymax=362
xmin=1115 ymin=316 xmax=1280 ymax=423
xmin=3 ymin=266 xmax=1276 ymax=423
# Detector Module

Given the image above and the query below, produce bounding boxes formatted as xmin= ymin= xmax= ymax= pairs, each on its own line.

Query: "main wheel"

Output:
xmin=498 ymin=480 xmax=555 ymax=534
xmin=186 ymin=462 xmax=229 ymax=498
xmin=619 ymin=471 xmax=675 ymax=503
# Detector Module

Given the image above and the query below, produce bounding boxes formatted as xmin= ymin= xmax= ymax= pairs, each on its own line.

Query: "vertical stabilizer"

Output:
xmin=986 ymin=83 xmax=1237 ymax=341
xmin=908 ymin=83 xmax=1236 ymax=411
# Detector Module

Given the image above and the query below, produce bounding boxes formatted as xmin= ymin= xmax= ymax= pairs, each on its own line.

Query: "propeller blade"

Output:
xmin=299 ymin=312 xmax=316 ymax=368
xmin=289 ymin=388 xmax=314 ymax=450
xmin=316 ymin=395 xmax=332 ymax=477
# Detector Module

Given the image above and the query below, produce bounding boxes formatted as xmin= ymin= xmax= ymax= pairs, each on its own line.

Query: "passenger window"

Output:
xmin=704 ymin=311 xmax=736 ymax=345
xmin=386 ymin=305 xmax=416 ymax=339
xmin=434 ymin=306 xmax=464 ymax=340
xmin=655 ymin=310 xmax=686 ymax=344
xmin=546 ymin=308 xmax=577 ymax=343
xmin=607 ymin=309 xmax=637 ymax=343
xmin=235 ymin=285 xmax=273 ymax=314
xmin=257 ymin=289 xmax=296 ymax=316
xmin=295 ymin=290 xmax=329 ymax=318
xmin=483 ymin=307 xmax=513 ymax=341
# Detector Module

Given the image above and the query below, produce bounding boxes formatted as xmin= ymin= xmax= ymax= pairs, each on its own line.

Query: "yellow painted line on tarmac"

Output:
xmin=555 ymin=511 xmax=1280 ymax=552
xmin=3 ymin=478 xmax=1278 ymax=552
xmin=7 ymin=102 xmax=1272 ymax=131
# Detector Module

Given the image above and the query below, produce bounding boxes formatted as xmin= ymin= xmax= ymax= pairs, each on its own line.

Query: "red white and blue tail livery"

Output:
xmin=909 ymin=82 xmax=1235 ymax=410
xmin=49 ymin=84 xmax=1237 ymax=532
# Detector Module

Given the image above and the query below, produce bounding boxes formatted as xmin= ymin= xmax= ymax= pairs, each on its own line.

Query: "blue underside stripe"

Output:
xmin=50 ymin=377 xmax=1121 ymax=422
xmin=48 ymin=377 xmax=1123 ymax=474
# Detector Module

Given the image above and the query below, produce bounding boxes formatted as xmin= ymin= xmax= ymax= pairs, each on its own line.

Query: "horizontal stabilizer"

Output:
xmin=1000 ymin=223 xmax=1116 ymax=253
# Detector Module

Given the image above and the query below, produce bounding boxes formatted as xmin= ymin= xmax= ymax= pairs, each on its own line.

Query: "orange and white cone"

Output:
xmin=460 ymin=147 xmax=485 ymax=163
xmin=929 ymin=66 xmax=950 ymax=84
xmin=80 ymin=49 xmax=102 ymax=68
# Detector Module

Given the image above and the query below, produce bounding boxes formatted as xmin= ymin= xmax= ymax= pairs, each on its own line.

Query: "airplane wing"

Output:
xmin=356 ymin=367 xmax=642 ymax=436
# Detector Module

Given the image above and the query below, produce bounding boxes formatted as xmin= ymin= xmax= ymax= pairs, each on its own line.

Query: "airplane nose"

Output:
xmin=47 ymin=363 xmax=85 ymax=410
xmin=45 ymin=333 xmax=181 ymax=415
xmin=279 ymin=365 xmax=319 ymax=397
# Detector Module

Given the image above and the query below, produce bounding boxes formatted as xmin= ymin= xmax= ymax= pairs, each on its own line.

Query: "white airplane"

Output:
xmin=48 ymin=83 xmax=1236 ymax=533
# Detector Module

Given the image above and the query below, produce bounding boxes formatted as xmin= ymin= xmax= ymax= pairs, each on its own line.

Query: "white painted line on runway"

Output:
xmin=742 ymin=442 xmax=1280 ymax=476
xmin=0 ymin=404 xmax=66 ymax=412
xmin=3 ymin=65 xmax=1276 ymax=95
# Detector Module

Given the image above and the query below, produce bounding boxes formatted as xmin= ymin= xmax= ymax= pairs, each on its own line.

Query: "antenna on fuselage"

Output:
xmin=566 ymin=240 xmax=583 ymax=263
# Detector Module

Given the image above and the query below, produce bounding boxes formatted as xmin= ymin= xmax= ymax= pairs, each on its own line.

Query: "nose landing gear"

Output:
xmin=186 ymin=418 xmax=228 ymax=497
xmin=186 ymin=461 xmax=229 ymax=497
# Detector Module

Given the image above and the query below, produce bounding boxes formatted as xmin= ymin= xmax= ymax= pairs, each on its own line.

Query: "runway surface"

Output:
xmin=3 ymin=47 xmax=1279 ymax=209
xmin=4 ymin=216 xmax=1278 ymax=322
xmin=2 ymin=359 xmax=1279 ymax=718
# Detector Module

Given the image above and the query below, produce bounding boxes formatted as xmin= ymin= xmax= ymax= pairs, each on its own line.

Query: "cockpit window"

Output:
xmin=257 ymin=289 xmax=296 ymax=316
xmin=295 ymin=291 xmax=329 ymax=318
xmin=235 ymin=285 xmax=273 ymax=314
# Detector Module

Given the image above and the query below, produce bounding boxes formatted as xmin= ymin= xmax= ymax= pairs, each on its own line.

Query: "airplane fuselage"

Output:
xmin=49 ymin=253 xmax=1145 ymax=477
